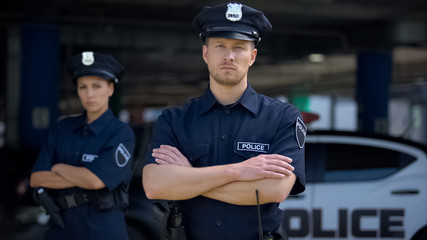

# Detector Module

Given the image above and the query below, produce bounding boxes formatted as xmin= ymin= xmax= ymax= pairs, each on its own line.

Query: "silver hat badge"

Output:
xmin=225 ymin=3 xmax=243 ymax=22
xmin=81 ymin=51 xmax=95 ymax=66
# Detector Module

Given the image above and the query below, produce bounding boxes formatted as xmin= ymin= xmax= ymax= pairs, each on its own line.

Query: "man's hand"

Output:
xmin=145 ymin=145 xmax=295 ymax=202
xmin=232 ymin=154 xmax=294 ymax=181
xmin=152 ymin=145 xmax=192 ymax=167
xmin=153 ymin=145 xmax=293 ymax=180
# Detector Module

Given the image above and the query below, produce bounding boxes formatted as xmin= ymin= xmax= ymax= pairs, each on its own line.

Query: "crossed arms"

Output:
xmin=142 ymin=145 xmax=296 ymax=205
xmin=30 ymin=164 xmax=105 ymax=190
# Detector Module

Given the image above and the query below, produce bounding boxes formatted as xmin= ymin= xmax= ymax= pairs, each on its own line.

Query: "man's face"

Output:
xmin=203 ymin=38 xmax=257 ymax=87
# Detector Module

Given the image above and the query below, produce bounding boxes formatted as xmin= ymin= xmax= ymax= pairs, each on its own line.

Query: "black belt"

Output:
xmin=55 ymin=191 xmax=96 ymax=210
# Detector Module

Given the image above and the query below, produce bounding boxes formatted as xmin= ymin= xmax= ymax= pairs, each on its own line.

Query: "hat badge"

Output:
xmin=225 ymin=3 xmax=243 ymax=22
xmin=81 ymin=51 xmax=95 ymax=66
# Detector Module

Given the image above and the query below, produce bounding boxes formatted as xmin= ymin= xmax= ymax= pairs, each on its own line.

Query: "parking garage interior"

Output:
xmin=0 ymin=0 xmax=427 ymax=239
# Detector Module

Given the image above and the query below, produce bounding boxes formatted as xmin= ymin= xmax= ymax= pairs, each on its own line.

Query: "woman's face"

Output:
xmin=77 ymin=76 xmax=114 ymax=116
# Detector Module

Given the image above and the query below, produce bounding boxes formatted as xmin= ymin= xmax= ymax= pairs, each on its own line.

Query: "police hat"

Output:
xmin=192 ymin=2 xmax=272 ymax=44
xmin=66 ymin=51 xmax=124 ymax=85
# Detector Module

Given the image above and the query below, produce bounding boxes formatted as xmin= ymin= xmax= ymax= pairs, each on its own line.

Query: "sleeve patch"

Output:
xmin=115 ymin=143 xmax=131 ymax=167
xmin=296 ymin=117 xmax=307 ymax=148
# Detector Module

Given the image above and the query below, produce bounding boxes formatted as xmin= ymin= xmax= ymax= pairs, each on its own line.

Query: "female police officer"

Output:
xmin=30 ymin=51 xmax=135 ymax=240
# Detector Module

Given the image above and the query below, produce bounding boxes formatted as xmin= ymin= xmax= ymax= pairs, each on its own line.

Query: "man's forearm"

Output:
xmin=202 ymin=174 xmax=296 ymax=205
xmin=147 ymin=145 xmax=295 ymax=202
xmin=143 ymin=163 xmax=238 ymax=200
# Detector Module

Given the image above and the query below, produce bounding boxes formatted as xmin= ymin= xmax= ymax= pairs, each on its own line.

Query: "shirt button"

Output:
xmin=216 ymin=220 xmax=222 ymax=226
xmin=221 ymin=134 xmax=227 ymax=140
xmin=224 ymin=109 xmax=230 ymax=114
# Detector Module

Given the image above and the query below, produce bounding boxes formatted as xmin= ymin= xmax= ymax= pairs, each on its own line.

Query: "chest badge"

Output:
xmin=296 ymin=117 xmax=307 ymax=148
xmin=82 ymin=154 xmax=98 ymax=163
xmin=237 ymin=142 xmax=269 ymax=153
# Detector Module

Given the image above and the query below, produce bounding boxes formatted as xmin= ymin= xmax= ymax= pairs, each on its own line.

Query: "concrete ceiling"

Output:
xmin=1 ymin=0 xmax=427 ymax=111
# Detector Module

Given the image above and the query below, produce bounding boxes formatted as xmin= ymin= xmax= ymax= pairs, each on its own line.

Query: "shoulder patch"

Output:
xmin=115 ymin=143 xmax=131 ymax=167
xmin=295 ymin=117 xmax=307 ymax=148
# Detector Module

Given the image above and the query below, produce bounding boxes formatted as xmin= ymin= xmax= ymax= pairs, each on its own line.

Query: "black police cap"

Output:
xmin=192 ymin=2 xmax=272 ymax=44
xmin=66 ymin=51 xmax=124 ymax=85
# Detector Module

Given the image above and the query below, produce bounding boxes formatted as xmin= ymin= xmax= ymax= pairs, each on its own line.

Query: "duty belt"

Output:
xmin=55 ymin=191 xmax=96 ymax=210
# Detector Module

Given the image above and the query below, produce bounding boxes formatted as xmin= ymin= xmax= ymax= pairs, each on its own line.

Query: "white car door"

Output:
xmin=281 ymin=134 xmax=427 ymax=240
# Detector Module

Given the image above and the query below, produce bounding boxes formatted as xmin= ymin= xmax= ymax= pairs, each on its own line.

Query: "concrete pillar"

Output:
xmin=356 ymin=51 xmax=392 ymax=134
xmin=19 ymin=21 xmax=59 ymax=148
xmin=6 ymin=27 xmax=21 ymax=147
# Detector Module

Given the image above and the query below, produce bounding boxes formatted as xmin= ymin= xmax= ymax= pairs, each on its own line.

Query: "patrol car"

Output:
xmin=124 ymin=127 xmax=427 ymax=240
xmin=280 ymin=131 xmax=427 ymax=240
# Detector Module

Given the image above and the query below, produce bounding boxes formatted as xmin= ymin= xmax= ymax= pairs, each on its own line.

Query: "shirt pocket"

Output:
xmin=181 ymin=143 xmax=210 ymax=166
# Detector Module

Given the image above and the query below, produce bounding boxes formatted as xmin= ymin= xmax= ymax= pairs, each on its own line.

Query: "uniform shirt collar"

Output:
xmin=88 ymin=108 xmax=114 ymax=136
xmin=239 ymin=84 xmax=259 ymax=116
xmin=198 ymin=87 xmax=217 ymax=115
xmin=71 ymin=108 xmax=114 ymax=136
xmin=198 ymin=84 xmax=259 ymax=116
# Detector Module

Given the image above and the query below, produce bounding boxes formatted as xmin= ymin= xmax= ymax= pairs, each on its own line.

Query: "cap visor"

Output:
xmin=204 ymin=32 xmax=257 ymax=41
xmin=73 ymin=68 xmax=116 ymax=85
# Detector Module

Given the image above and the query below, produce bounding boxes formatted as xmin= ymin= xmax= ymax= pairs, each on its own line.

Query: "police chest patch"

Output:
xmin=115 ymin=143 xmax=131 ymax=167
xmin=82 ymin=154 xmax=98 ymax=163
xmin=296 ymin=117 xmax=307 ymax=148
xmin=237 ymin=142 xmax=269 ymax=153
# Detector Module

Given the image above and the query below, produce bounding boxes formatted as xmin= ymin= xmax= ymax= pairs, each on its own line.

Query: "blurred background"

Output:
xmin=0 ymin=0 xmax=426 ymax=239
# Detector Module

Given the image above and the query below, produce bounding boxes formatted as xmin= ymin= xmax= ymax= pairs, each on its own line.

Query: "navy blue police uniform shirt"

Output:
xmin=145 ymin=85 xmax=306 ymax=240
xmin=32 ymin=108 xmax=135 ymax=240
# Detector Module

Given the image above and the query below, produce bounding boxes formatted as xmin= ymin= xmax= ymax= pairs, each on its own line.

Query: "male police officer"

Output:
xmin=143 ymin=3 xmax=306 ymax=240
